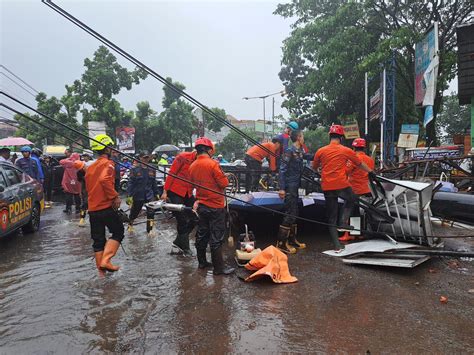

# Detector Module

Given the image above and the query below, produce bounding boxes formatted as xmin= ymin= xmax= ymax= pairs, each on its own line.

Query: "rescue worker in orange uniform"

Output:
xmin=340 ymin=137 xmax=376 ymax=242
xmin=161 ymin=150 xmax=197 ymax=256
xmin=312 ymin=125 xmax=375 ymax=252
xmin=244 ymin=137 xmax=282 ymax=191
xmin=347 ymin=138 xmax=375 ymax=197
xmin=86 ymin=134 xmax=124 ymax=272
xmin=189 ymin=137 xmax=235 ymax=275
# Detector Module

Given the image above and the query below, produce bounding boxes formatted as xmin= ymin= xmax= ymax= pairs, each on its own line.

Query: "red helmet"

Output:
xmin=352 ymin=138 xmax=366 ymax=148
xmin=329 ymin=124 xmax=345 ymax=136
xmin=194 ymin=137 xmax=213 ymax=149
xmin=194 ymin=137 xmax=215 ymax=156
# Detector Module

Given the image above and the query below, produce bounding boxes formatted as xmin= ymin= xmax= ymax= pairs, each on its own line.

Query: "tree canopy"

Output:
xmin=436 ymin=93 xmax=471 ymax=141
xmin=275 ymin=0 xmax=473 ymax=143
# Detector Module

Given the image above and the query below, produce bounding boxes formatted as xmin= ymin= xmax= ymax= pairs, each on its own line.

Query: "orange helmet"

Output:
xmin=352 ymin=138 xmax=366 ymax=148
xmin=73 ymin=160 xmax=85 ymax=170
xmin=329 ymin=124 xmax=345 ymax=136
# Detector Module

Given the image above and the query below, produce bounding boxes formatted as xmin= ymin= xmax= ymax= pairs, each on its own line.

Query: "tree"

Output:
xmin=303 ymin=127 xmax=328 ymax=152
xmin=436 ymin=93 xmax=471 ymax=141
xmin=72 ymin=46 xmax=147 ymax=134
xmin=217 ymin=129 xmax=258 ymax=159
xmin=159 ymin=77 xmax=197 ymax=145
xmin=203 ymin=107 xmax=226 ymax=133
xmin=15 ymin=92 xmax=84 ymax=147
xmin=275 ymin=0 xmax=473 ymax=143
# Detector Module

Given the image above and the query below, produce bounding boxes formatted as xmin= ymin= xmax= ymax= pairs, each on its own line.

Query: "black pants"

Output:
xmin=244 ymin=155 xmax=262 ymax=192
xmin=282 ymin=185 xmax=299 ymax=226
xmin=43 ymin=178 xmax=52 ymax=201
xmin=89 ymin=207 xmax=125 ymax=252
xmin=324 ymin=187 xmax=356 ymax=248
xmin=129 ymin=199 xmax=155 ymax=230
xmin=168 ymin=191 xmax=196 ymax=236
xmin=65 ymin=192 xmax=81 ymax=211
xmin=195 ymin=205 xmax=226 ymax=251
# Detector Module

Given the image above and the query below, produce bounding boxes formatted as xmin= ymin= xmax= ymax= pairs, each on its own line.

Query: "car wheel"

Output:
xmin=22 ymin=203 xmax=41 ymax=234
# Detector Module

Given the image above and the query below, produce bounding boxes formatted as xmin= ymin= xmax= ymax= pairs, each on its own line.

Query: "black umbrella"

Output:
xmin=152 ymin=144 xmax=180 ymax=154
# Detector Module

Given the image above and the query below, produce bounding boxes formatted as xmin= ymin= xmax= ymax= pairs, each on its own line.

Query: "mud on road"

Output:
xmin=1 ymin=205 xmax=473 ymax=353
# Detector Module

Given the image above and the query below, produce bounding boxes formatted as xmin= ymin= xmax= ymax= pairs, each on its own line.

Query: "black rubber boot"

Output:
xmin=211 ymin=246 xmax=235 ymax=275
xmin=276 ymin=225 xmax=296 ymax=254
xmin=197 ymin=248 xmax=212 ymax=269
xmin=173 ymin=233 xmax=192 ymax=255
xmin=288 ymin=224 xmax=306 ymax=249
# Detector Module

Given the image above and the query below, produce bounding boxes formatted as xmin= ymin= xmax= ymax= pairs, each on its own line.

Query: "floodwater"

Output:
xmin=1 ymin=205 xmax=473 ymax=353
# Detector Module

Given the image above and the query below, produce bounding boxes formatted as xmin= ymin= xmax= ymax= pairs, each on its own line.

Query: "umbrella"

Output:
xmin=152 ymin=144 xmax=180 ymax=154
xmin=0 ymin=137 xmax=33 ymax=146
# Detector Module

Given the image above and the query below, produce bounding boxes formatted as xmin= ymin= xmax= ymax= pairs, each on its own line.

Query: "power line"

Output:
xmin=41 ymin=0 xmax=276 ymax=158
xmin=1 ymin=72 xmax=38 ymax=98
xmin=0 ymin=65 xmax=40 ymax=94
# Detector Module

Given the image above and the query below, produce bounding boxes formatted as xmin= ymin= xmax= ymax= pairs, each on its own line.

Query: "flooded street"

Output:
xmin=1 ymin=205 xmax=473 ymax=353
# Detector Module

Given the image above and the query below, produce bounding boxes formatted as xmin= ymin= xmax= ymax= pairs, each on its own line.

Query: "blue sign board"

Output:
xmin=401 ymin=124 xmax=420 ymax=135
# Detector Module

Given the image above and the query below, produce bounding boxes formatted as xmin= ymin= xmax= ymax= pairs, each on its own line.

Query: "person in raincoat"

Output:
xmin=60 ymin=152 xmax=82 ymax=214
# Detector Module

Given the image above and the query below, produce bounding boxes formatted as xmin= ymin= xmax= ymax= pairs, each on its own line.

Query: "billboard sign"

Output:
xmin=343 ymin=121 xmax=360 ymax=139
xmin=115 ymin=126 xmax=135 ymax=153
xmin=415 ymin=23 xmax=439 ymax=127
xmin=401 ymin=124 xmax=420 ymax=135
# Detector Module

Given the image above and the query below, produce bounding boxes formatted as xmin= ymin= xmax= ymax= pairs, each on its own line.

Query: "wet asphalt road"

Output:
xmin=1 ymin=204 xmax=473 ymax=353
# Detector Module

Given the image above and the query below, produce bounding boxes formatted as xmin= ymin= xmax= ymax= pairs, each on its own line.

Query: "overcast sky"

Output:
xmin=1 ymin=0 xmax=292 ymax=121
xmin=1 ymin=0 xmax=458 ymax=125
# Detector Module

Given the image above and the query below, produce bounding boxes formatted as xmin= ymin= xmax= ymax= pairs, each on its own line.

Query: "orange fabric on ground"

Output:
xmin=244 ymin=246 xmax=298 ymax=284
xmin=189 ymin=154 xmax=229 ymax=208
xmin=164 ymin=151 xmax=196 ymax=197
xmin=312 ymin=141 xmax=362 ymax=191
xmin=246 ymin=142 xmax=279 ymax=171
xmin=347 ymin=151 xmax=375 ymax=195
xmin=85 ymin=156 xmax=118 ymax=211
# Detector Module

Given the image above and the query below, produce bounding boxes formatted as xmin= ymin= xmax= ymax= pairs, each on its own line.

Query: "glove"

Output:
xmin=368 ymin=171 xmax=377 ymax=180
xmin=126 ymin=196 xmax=133 ymax=206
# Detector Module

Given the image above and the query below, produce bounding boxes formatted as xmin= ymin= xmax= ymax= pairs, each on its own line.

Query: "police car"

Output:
xmin=0 ymin=162 xmax=44 ymax=237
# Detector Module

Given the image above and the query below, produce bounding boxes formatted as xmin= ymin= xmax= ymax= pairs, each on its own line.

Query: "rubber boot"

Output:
xmin=197 ymin=248 xmax=212 ymax=269
xmin=79 ymin=210 xmax=87 ymax=226
xmin=288 ymin=224 xmax=306 ymax=249
xmin=173 ymin=233 xmax=193 ymax=256
xmin=99 ymin=239 xmax=121 ymax=272
xmin=147 ymin=219 xmax=156 ymax=237
xmin=127 ymin=223 xmax=135 ymax=234
xmin=276 ymin=225 xmax=296 ymax=254
xmin=211 ymin=246 xmax=235 ymax=275
xmin=339 ymin=231 xmax=355 ymax=242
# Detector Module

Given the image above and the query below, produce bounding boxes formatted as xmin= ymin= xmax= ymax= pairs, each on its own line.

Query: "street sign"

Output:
xmin=343 ymin=121 xmax=360 ymax=139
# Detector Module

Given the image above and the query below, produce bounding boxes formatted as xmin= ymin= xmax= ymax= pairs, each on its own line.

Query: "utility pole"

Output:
xmin=272 ymin=97 xmax=275 ymax=137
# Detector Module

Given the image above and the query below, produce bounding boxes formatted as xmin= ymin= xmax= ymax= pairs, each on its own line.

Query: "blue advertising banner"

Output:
xmin=401 ymin=124 xmax=420 ymax=135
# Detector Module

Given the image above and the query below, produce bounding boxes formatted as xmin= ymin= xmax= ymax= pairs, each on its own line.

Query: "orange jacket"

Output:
xmin=164 ymin=151 xmax=196 ymax=197
xmin=347 ymin=151 xmax=375 ymax=195
xmin=85 ymin=156 xmax=118 ymax=211
xmin=246 ymin=142 xmax=279 ymax=171
xmin=189 ymin=154 xmax=229 ymax=209
xmin=312 ymin=141 xmax=362 ymax=191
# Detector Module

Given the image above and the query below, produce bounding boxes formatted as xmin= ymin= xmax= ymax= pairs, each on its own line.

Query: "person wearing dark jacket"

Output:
xmin=42 ymin=155 xmax=54 ymax=207
xmin=16 ymin=146 xmax=40 ymax=180
xmin=127 ymin=152 xmax=159 ymax=236
xmin=277 ymin=130 xmax=312 ymax=254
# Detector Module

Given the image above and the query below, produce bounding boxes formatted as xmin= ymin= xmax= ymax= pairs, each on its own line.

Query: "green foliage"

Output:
xmin=303 ymin=127 xmax=328 ymax=152
xmin=159 ymin=77 xmax=197 ymax=145
xmin=72 ymin=46 xmax=147 ymax=134
xmin=436 ymin=94 xmax=471 ymax=140
xmin=217 ymin=129 xmax=258 ymax=160
xmin=203 ymin=107 xmax=226 ymax=133
xmin=15 ymin=92 xmax=84 ymax=147
xmin=275 ymin=0 xmax=473 ymax=143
